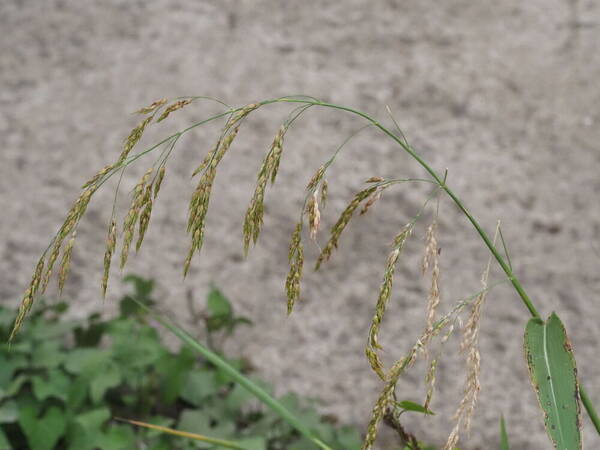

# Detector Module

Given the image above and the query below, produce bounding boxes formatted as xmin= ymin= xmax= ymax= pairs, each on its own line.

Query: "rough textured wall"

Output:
xmin=2 ymin=1 xmax=600 ymax=448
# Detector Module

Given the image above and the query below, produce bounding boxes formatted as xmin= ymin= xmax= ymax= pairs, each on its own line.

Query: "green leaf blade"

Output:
xmin=500 ymin=415 xmax=509 ymax=450
xmin=524 ymin=313 xmax=581 ymax=450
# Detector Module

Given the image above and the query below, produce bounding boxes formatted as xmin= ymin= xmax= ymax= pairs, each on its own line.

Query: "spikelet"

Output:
xmin=363 ymin=292 xmax=476 ymax=449
xmin=57 ymin=231 xmax=76 ymax=294
xmin=135 ymin=98 xmax=167 ymax=115
xmin=316 ymin=185 xmax=378 ymax=269
xmin=191 ymin=144 xmax=218 ymax=178
xmin=136 ymin=185 xmax=153 ymax=252
xmin=101 ymin=219 xmax=117 ymax=298
xmin=363 ymin=357 xmax=409 ymax=450
xmin=40 ymin=187 xmax=95 ymax=293
xmin=423 ymin=220 xmax=441 ymax=333
xmin=320 ymin=180 xmax=328 ymax=208
xmin=444 ymin=230 xmax=496 ymax=450
xmin=121 ymin=168 xmax=153 ymax=268
xmin=424 ymin=357 xmax=438 ymax=410
xmin=360 ymin=186 xmax=385 ymax=215
xmin=185 ymin=126 xmax=240 ymax=275
xmin=285 ymin=223 xmax=304 ymax=314
xmin=81 ymin=165 xmax=113 ymax=189
xmin=10 ymin=256 xmax=45 ymax=341
xmin=366 ymin=225 xmax=412 ymax=380
xmin=226 ymin=103 xmax=260 ymax=129
xmin=365 ymin=176 xmax=384 ymax=183
xmin=157 ymin=99 xmax=192 ymax=123
xmin=154 ymin=166 xmax=166 ymax=199
xmin=119 ymin=116 xmax=153 ymax=163
xmin=242 ymin=124 xmax=288 ymax=254
xmin=306 ymin=165 xmax=325 ymax=192
xmin=268 ymin=124 xmax=287 ymax=184
xmin=306 ymin=191 xmax=321 ymax=240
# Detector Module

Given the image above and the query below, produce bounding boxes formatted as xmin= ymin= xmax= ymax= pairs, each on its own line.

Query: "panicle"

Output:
xmin=315 ymin=185 xmax=378 ymax=269
xmin=285 ymin=223 xmax=304 ymax=314
xmin=157 ymin=99 xmax=192 ymax=123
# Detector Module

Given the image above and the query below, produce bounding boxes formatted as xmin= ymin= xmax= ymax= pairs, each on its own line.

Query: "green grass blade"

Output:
xmin=116 ymin=418 xmax=245 ymax=449
xmin=524 ymin=313 xmax=581 ymax=449
xmin=500 ymin=415 xmax=509 ymax=450
xmin=132 ymin=299 xmax=333 ymax=450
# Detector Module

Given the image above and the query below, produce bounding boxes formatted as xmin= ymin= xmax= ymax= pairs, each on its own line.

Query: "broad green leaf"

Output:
xmin=500 ymin=415 xmax=510 ymax=450
xmin=0 ymin=428 xmax=9 ymax=449
xmin=155 ymin=347 xmax=196 ymax=404
xmin=96 ymin=424 xmax=136 ymax=449
xmin=397 ymin=400 xmax=435 ymax=415
xmin=32 ymin=370 xmax=70 ymax=402
xmin=524 ymin=312 xmax=581 ymax=450
xmin=207 ymin=288 xmax=232 ymax=317
xmin=90 ymin=361 xmax=122 ymax=403
xmin=31 ymin=340 xmax=67 ymax=369
xmin=19 ymin=404 xmax=66 ymax=450
xmin=181 ymin=371 xmax=219 ymax=406
xmin=64 ymin=348 xmax=112 ymax=374
xmin=0 ymin=399 xmax=18 ymax=423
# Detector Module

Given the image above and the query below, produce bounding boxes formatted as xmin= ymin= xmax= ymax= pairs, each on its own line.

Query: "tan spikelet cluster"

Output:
xmin=316 ymin=185 xmax=378 ymax=269
xmin=362 ymin=357 xmax=408 ymax=450
xmin=226 ymin=103 xmax=260 ymax=128
xmin=363 ymin=293 xmax=476 ymax=449
xmin=13 ymin=186 xmax=99 ymax=337
xmin=121 ymin=168 xmax=153 ymax=268
xmin=366 ymin=225 xmax=412 ymax=380
xmin=424 ymin=357 xmax=438 ymax=410
xmin=320 ymin=180 xmax=328 ymax=208
xmin=136 ymin=185 xmax=154 ymax=252
xmin=444 ymin=237 xmax=495 ymax=450
xmin=57 ymin=231 xmax=76 ymax=294
xmin=185 ymin=126 xmax=240 ymax=275
xmin=306 ymin=191 xmax=321 ymax=240
xmin=423 ymin=220 xmax=441 ymax=333
xmin=157 ymin=99 xmax=192 ymax=123
xmin=153 ymin=166 xmax=166 ymax=198
xmin=82 ymin=165 xmax=113 ymax=189
xmin=9 ymin=256 xmax=45 ymax=340
xmin=243 ymin=124 xmax=289 ymax=254
xmin=285 ymin=223 xmax=304 ymax=314
xmin=306 ymin=165 xmax=325 ymax=192
xmin=101 ymin=220 xmax=117 ymax=297
xmin=119 ymin=115 xmax=153 ymax=163
xmin=40 ymin=187 xmax=95 ymax=294
xmin=135 ymin=98 xmax=167 ymax=115
xmin=360 ymin=185 xmax=385 ymax=215
xmin=366 ymin=176 xmax=384 ymax=183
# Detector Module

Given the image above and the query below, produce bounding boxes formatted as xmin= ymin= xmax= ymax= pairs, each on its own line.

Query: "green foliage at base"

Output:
xmin=0 ymin=276 xmax=362 ymax=450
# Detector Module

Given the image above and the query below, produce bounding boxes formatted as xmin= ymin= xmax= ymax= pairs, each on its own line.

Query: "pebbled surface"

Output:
xmin=1 ymin=1 xmax=600 ymax=448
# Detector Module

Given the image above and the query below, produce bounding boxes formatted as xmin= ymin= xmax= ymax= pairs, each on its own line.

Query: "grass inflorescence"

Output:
xmin=12 ymin=95 xmax=599 ymax=449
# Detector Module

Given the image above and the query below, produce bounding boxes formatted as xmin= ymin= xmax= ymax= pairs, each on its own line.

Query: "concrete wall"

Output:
xmin=2 ymin=1 xmax=600 ymax=448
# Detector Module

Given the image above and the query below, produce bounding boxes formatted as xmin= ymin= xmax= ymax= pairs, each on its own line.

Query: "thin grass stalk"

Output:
xmin=131 ymin=298 xmax=333 ymax=450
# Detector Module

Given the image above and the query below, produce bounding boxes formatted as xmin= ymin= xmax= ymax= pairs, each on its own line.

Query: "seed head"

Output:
xmin=135 ymin=98 xmax=167 ymax=115
xmin=121 ymin=168 xmax=153 ymax=268
xmin=316 ymin=185 xmax=378 ymax=269
xmin=157 ymin=99 xmax=192 ymax=123
xmin=154 ymin=166 xmax=166 ymax=199
xmin=366 ymin=225 xmax=412 ymax=379
xmin=119 ymin=116 xmax=153 ymax=163
xmin=58 ymin=231 xmax=77 ymax=294
xmin=101 ymin=219 xmax=117 ymax=298
xmin=285 ymin=223 xmax=304 ymax=314
xmin=306 ymin=191 xmax=321 ymax=240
